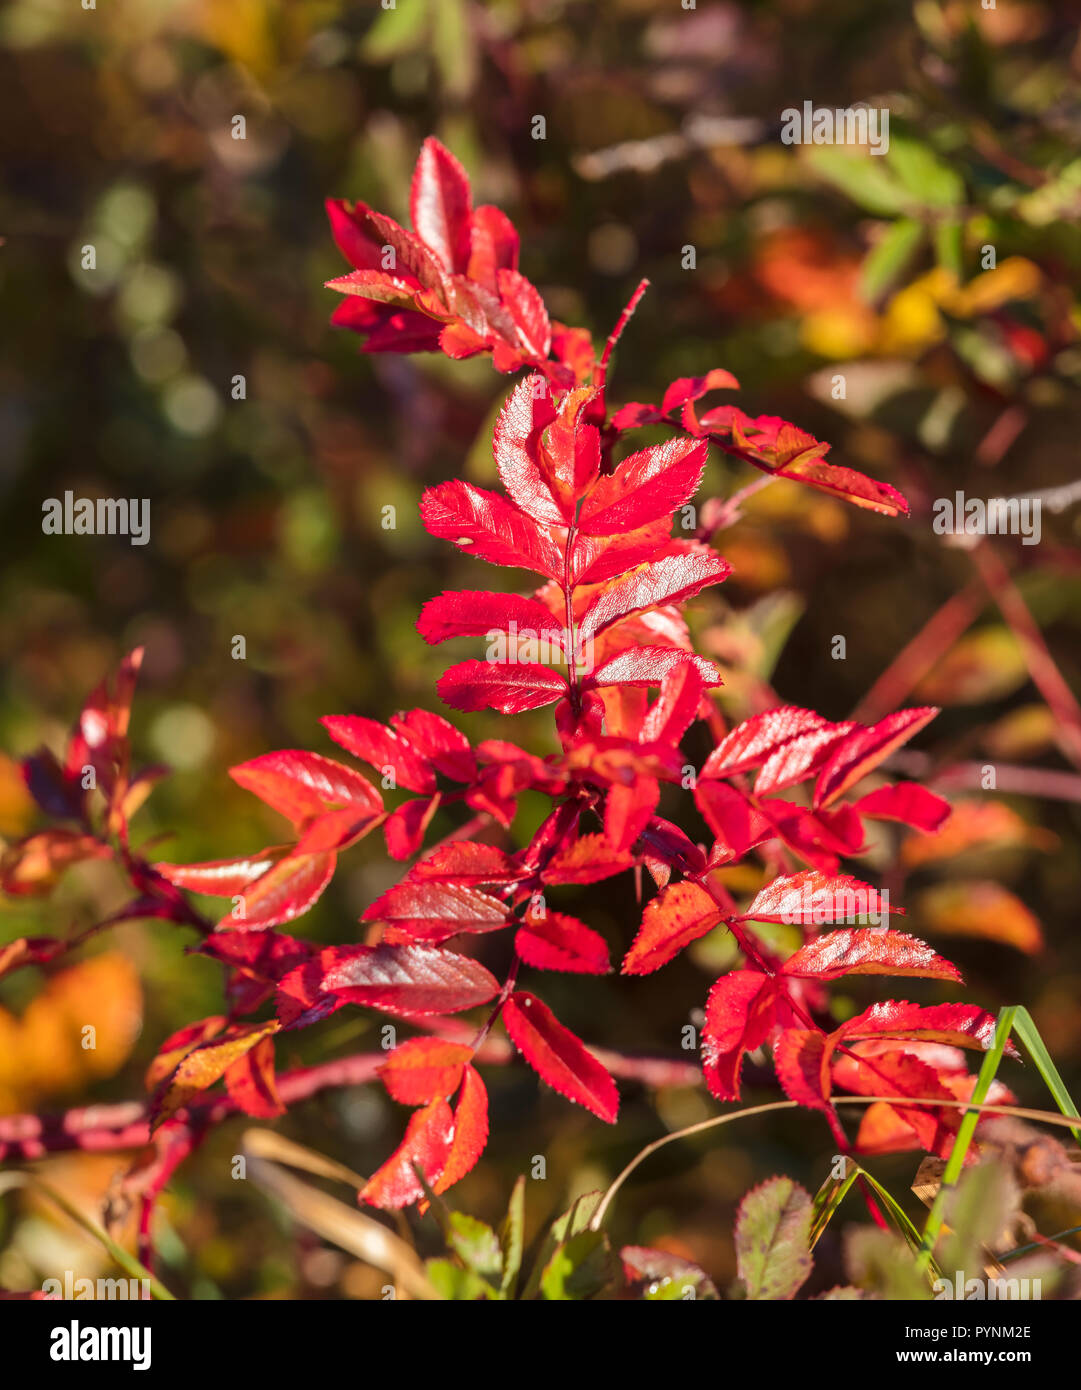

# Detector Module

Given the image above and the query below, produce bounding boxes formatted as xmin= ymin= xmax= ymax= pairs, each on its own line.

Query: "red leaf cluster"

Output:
xmin=7 ymin=137 xmax=1019 ymax=1216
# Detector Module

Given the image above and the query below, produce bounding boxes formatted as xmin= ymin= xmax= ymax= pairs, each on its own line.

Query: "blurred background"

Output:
xmin=2 ymin=0 xmax=1081 ymax=1298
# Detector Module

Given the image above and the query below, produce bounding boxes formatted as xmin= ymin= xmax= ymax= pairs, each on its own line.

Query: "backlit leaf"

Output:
xmin=502 ymin=991 xmax=618 ymax=1122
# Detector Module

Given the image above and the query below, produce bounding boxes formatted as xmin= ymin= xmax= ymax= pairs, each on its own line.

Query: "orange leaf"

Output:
xmin=151 ymin=1020 xmax=279 ymax=1129
xmin=433 ymin=1065 xmax=489 ymax=1195
xmin=378 ymin=1038 xmax=473 ymax=1105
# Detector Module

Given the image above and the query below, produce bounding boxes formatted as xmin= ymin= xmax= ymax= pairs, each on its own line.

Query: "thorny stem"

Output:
xmin=696 ymin=474 xmax=777 ymax=540
xmin=597 ymin=277 xmax=650 ymax=382
xmin=562 ymin=523 xmax=581 ymax=715
xmin=469 ymin=951 xmax=522 ymax=1052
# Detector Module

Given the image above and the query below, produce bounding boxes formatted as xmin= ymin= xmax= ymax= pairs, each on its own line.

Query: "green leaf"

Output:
xmin=917 ymin=1005 xmax=1015 ymax=1271
xmin=886 ymin=136 xmax=964 ymax=209
xmin=363 ymin=0 xmax=431 ymax=61
xmin=845 ymin=1228 xmax=930 ymax=1300
xmin=446 ymin=1212 xmax=503 ymax=1283
xmin=499 ymin=1175 xmax=526 ymax=1298
xmin=522 ymin=1190 xmax=603 ymax=1299
xmin=735 ymin=1176 xmax=813 ymax=1300
xmin=934 ymin=218 xmax=964 ymax=277
xmin=432 ymin=0 xmax=477 ymax=98
xmin=425 ymin=1257 xmax=494 ymax=1301
xmin=862 ymin=218 xmax=924 ymax=301
xmin=540 ymin=1230 xmax=616 ymax=1301
xmin=811 ymin=148 xmax=909 ymax=217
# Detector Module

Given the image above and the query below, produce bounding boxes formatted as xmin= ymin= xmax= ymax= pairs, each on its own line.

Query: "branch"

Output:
xmin=0 ymin=1039 xmax=704 ymax=1161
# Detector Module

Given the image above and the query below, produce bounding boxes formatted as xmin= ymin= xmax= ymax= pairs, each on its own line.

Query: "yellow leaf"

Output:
xmin=0 ymin=954 xmax=142 ymax=1113
xmin=915 ymin=881 xmax=1044 ymax=954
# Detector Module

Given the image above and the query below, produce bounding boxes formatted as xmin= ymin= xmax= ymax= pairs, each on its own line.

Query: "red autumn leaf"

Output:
xmin=753 ymin=723 xmax=856 ymax=796
xmin=433 ymin=1065 xmax=490 ymax=1195
xmin=320 ymin=943 xmax=501 ymax=1015
xmin=695 ymin=781 xmax=773 ymax=861
xmin=705 ymin=412 xmax=909 ymax=517
xmin=0 ymin=830 xmax=111 ymax=897
xmin=275 ymin=950 xmax=348 ymax=1029
xmin=223 ymin=1034 xmax=285 ymax=1119
xmin=736 ymin=870 xmax=900 ymax=925
xmin=604 ymin=773 xmax=660 ymax=854
xmin=502 ymin=991 xmax=618 ymax=1122
xmin=701 ymin=706 xmax=828 ymax=780
xmin=468 ymin=204 xmax=520 ymax=290
xmin=637 ymin=816 xmax=708 ymax=877
xmin=420 ymin=479 xmax=562 ymax=579
xmin=364 ymin=880 xmax=511 ymax=942
xmin=589 ymin=646 xmax=721 ymax=689
xmin=229 ymin=750 xmax=382 ymax=829
xmin=834 ymin=1047 xmax=969 ymax=1156
xmin=417 ymin=590 xmax=564 ymax=645
xmin=390 ymin=709 xmax=476 ymax=782
xmin=383 ymin=796 xmax=440 ymax=861
xmin=813 ymin=708 xmax=939 ymax=809
xmin=701 ymin=970 xmax=778 ymax=1102
xmin=412 ymin=841 xmax=523 ymax=885
xmin=154 ymin=847 xmax=291 ymax=897
xmin=360 ymin=1098 xmax=455 ymax=1209
xmin=837 ymin=1000 xmax=1015 ymax=1054
xmin=538 ymin=386 xmax=602 ymax=503
xmin=541 ymin=834 xmax=634 ymax=883
xmin=221 ymin=848 xmax=337 ymax=929
xmin=759 ymin=798 xmax=864 ymax=873
xmin=498 ymin=268 xmax=551 ymax=360
xmin=437 ymin=659 xmax=568 ymax=714
xmin=515 ymin=910 xmax=611 ymax=975
xmin=570 ymin=518 xmax=674 ymax=586
xmin=410 ymin=136 xmax=472 ymax=274
xmin=640 ymin=660 xmax=706 ymax=745
xmin=776 ymin=455 xmax=909 ymax=518
xmin=577 ymin=547 xmax=731 ymax=640
xmin=0 ymin=936 xmax=66 ymax=981
xmin=772 ymin=1029 xmax=831 ymax=1110
xmin=660 ymin=369 xmax=740 ymax=415
xmin=492 ymin=376 xmax=564 ymax=524
xmin=195 ymin=929 xmax=313 ymax=984
xmin=320 ymin=715 xmax=435 ymax=794
xmin=578 ymin=437 xmax=708 ymax=535
xmin=378 ymin=1038 xmax=473 ymax=1105
xmin=622 ymin=880 xmax=725 ymax=975
xmin=295 ymin=805 xmax=383 ymax=855
xmin=851 ymin=782 xmax=951 ymax=833
xmin=781 ymin=929 xmax=961 ymax=983
xmin=325 ymin=268 xmax=423 ymax=307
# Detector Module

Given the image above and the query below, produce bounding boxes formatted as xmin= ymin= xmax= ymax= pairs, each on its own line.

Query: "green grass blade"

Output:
xmin=810 ymin=1162 xmax=860 ymax=1248
xmin=916 ymin=1005 xmax=1017 ymax=1271
xmin=0 ymin=1174 xmax=175 ymax=1301
xmin=1011 ymin=1006 xmax=1081 ymax=1144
